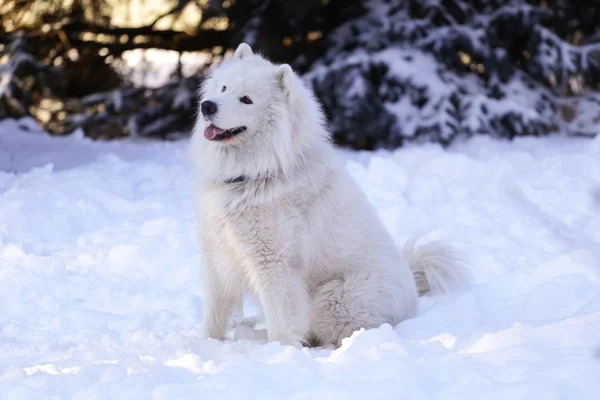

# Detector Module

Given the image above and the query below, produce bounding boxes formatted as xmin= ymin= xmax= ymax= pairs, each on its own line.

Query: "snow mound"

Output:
xmin=1 ymin=120 xmax=600 ymax=399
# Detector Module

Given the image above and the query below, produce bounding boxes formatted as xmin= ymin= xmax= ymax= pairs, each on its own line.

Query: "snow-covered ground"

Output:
xmin=1 ymin=118 xmax=599 ymax=399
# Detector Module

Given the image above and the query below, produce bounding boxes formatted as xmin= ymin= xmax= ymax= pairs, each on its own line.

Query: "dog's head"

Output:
xmin=198 ymin=43 xmax=292 ymax=143
xmin=192 ymin=43 xmax=329 ymax=183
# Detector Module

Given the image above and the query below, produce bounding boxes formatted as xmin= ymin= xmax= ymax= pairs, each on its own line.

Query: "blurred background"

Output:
xmin=0 ymin=0 xmax=599 ymax=150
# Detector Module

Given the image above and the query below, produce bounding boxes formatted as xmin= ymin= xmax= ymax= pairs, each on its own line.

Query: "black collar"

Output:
xmin=223 ymin=175 xmax=247 ymax=184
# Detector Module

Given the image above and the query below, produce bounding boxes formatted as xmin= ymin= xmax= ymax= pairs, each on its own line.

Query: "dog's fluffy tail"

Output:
xmin=402 ymin=235 xmax=470 ymax=296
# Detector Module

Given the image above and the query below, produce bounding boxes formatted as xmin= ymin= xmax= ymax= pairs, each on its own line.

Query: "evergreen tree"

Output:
xmin=304 ymin=0 xmax=600 ymax=149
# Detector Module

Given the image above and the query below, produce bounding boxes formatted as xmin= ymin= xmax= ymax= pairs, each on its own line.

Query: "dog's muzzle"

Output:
xmin=201 ymin=100 xmax=218 ymax=116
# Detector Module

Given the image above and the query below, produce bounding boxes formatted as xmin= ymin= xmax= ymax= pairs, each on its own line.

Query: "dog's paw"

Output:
xmin=234 ymin=324 xmax=268 ymax=342
xmin=268 ymin=330 xmax=307 ymax=347
xmin=290 ymin=340 xmax=305 ymax=350
xmin=233 ymin=315 xmax=262 ymax=330
xmin=202 ymin=325 xmax=227 ymax=342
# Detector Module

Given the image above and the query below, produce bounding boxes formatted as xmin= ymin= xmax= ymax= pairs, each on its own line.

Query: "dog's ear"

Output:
xmin=233 ymin=43 xmax=253 ymax=60
xmin=276 ymin=64 xmax=293 ymax=96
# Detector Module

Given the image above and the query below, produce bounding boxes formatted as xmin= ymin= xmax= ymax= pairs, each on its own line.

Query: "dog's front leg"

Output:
xmin=201 ymin=253 xmax=239 ymax=341
xmin=254 ymin=261 xmax=310 ymax=346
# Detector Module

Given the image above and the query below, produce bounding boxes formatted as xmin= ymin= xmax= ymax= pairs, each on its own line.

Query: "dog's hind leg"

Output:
xmin=309 ymin=271 xmax=417 ymax=347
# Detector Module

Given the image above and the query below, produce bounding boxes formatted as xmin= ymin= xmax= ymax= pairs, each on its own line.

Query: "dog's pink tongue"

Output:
xmin=204 ymin=124 xmax=225 ymax=139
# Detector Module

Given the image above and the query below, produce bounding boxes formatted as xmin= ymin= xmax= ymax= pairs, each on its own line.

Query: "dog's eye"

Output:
xmin=221 ymin=86 xmax=226 ymax=92
xmin=240 ymin=96 xmax=253 ymax=104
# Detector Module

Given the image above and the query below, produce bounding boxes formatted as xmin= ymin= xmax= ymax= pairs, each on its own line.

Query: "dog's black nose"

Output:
xmin=201 ymin=100 xmax=218 ymax=116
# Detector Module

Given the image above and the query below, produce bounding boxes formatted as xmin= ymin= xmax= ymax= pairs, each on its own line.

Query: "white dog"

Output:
xmin=190 ymin=43 xmax=467 ymax=347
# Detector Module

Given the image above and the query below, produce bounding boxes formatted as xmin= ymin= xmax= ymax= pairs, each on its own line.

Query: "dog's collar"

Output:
xmin=223 ymin=175 xmax=247 ymax=184
xmin=221 ymin=174 xmax=278 ymax=185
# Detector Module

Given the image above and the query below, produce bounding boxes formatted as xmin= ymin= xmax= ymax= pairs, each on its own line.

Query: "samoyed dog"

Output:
xmin=190 ymin=43 xmax=467 ymax=347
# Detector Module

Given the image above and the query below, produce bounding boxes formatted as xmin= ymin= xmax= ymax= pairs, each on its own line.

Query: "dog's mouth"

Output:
xmin=204 ymin=124 xmax=247 ymax=141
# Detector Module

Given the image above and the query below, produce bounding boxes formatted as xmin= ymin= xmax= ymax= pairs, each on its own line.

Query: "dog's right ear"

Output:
xmin=233 ymin=43 xmax=253 ymax=60
xmin=276 ymin=63 xmax=293 ymax=97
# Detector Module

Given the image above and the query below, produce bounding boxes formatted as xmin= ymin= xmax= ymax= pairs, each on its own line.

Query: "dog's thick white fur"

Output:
xmin=190 ymin=43 xmax=467 ymax=347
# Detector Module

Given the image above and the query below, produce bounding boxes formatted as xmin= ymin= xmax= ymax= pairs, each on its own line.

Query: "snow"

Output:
xmin=1 ymin=117 xmax=600 ymax=399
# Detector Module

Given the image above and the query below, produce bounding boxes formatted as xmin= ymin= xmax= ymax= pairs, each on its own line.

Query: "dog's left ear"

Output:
xmin=276 ymin=64 xmax=293 ymax=97
xmin=233 ymin=43 xmax=253 ymax=60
